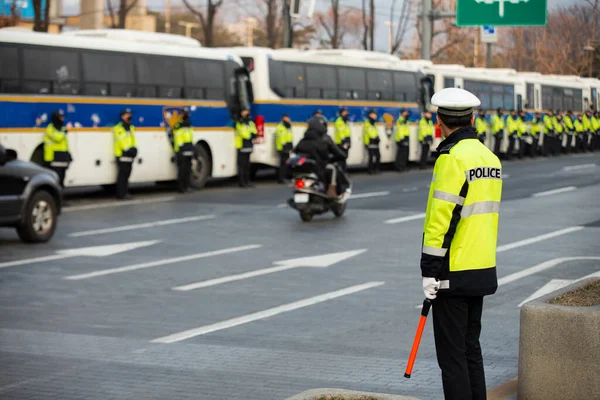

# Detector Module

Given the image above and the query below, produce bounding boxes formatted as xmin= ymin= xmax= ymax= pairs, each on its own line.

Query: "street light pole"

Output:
xmin=384 ymin=21 xmax=397 ymax=54
xmin=165 ymin=0 xmax=171 ymax=33
xmin=487 ymin=43 xmax=492 ymax=68
xmin=421 ymin=0 xmax=432 ymax=60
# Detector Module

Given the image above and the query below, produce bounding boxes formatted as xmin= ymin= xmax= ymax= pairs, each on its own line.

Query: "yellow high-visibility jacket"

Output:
xmin=44 ymin=123 xmax=70 ymax=165
xmin=530 ymin=118 xmax=542 ymax=136
xmin=334 ymin=117 xmax=351 ymax=146
xmin=506 ymin=116 xmax=518 ymax=135
xmin=543 ymin=115 xmax=554 ymax=134
xmin=395 ymin=116 xmax=410 ymax=142
xmin=421 ymin=127 xmax=501 ymax=296
xmin=172 ymin=124 xmax=194 ymax=153
xmin=492 ymin=114 xmax=504 ymax=135
xmin=275 ymin=122 xmax=293 ymax=152
xmin=475 ymin=116 xmax=488 ymax=137
xmin=363 ymin=120 xmax=379 ymax=147
xmin=113 ymin=122 xmax=137 ymax=160
xmin=419 ymin=118 xmax=434 ymax=142
xmin=235 ymin=120 xmax=257 ymax=151
xmin=563 ymin=115 xmax=574 ymax=132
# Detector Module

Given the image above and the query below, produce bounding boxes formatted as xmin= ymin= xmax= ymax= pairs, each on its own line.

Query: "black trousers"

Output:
xmin=518 ymin=137 xmax=525 ymax=159
xmin=493 ymin=133 xmax=502 ymax=156
xmin=237 ymin=150 xmax=251 ymax=187
xmin=564 ymin=134 xmax=573 ymax=153
xmin=367 ymin=147 xmax=380 ymax=174
xmin=337 ymin=145 xmax=348 ymax=172
xmin=116 ymin=161 xmax=133 ymax=199
xmin=506 ymin=135 xmax=516 ymax=160
xmin=554 ymin=135 xmax=563 ymax=155
xmin=420 ymin=143 xmax=430 ymax=169
xmin=542 ymin=133 xmax=553 ymax=156
xmin=580 ymin=133 xmax=589 ymax=152
xmin=48 ymin=165 xmax=67 ymax=188
xmin=176 ymin=153 xmax=192 ymax=192
xmin=529 ymin=137 xmax=538 ymax=157
xmin=395 ymin=144 xmax=409 ymax=172
xmin=433 ymin=296 xmax=487 ymax=400
xmin=278 ymin=151 xmax=290 ymax=183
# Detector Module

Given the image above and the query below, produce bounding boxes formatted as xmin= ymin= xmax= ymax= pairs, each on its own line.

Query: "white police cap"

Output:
xmin=431 ymin=88 xmax=481 ymax=117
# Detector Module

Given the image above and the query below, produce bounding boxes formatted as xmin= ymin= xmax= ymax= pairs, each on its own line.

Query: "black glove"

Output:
xmin=66 ymin=152 xmax=73 ymax=162
xmin=128 ymin=147 xmax=138 ymax=158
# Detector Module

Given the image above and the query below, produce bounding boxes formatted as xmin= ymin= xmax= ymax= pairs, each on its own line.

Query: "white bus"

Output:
xmin=0 ymin=29 xmax=252 ymax=189
xmin=224 ymin=47 xmax=433 ymax=170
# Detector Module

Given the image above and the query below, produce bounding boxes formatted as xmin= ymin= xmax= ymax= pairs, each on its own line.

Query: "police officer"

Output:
xmin=44 ymin=110 xmax=71 ymax=187
xmin=492 ymin=108 xmax=505 ymax=156
xmin=395 ymin=109 xmax=410 ymax=172
xmin=563 ymin=110 xmax=575 ymax=153
xmin=363 ymin=109 xmax=380 ymax=174
xmin=582 ymin=110 xmax=592 ymax=152
xmin=113 ymin=109 xmax=138 ymax=200
xmin=235 ymin=107 xmax=258 ymax=188
xmin=334 ymin=108 xmax=351 ymax=171
xmin=574 ymin=114 xmax=585 ymax=153
xmin=505 ymin=110 xmax=518 ymax=160
xmin=420 ymin=88 xmax=501 ymax=400
xmin=475 ymin=109 xmax=488 ymax=145
xmin=275 ymin=114 xmax=293 ymax=184
xmin=530 ymin=112 xmax=542 ymax=157
xmin=543 ymin=110 xmax=555 ymax=156
xmin=517 ymin=110 xmax=528 ymax=159
xmin=418 ymin=111 xmax=434 ymax=169
xmin=172 ymin=107 xmax=195 ymax=193
xmin=554 ymin=112 xmax=565 ymax=155
xmin=592 ymin=111 xmax=600 ymax=151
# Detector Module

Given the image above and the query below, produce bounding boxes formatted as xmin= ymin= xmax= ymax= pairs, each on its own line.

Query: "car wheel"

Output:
xmin=190 ymin=145 xmax=211 ymax=190
xmin=16 ymin=190 xmax=57 ymax=243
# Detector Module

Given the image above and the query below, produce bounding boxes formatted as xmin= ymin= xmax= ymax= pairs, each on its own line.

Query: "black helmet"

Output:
xmin=308 ymin=116 xmax=327 ymax=135
xmin=120 ymin=108 xmax=133 ymax=116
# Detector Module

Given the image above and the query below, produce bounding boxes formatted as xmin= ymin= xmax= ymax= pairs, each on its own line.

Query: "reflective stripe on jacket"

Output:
xmin=113 ymin=122 xmax=136 ymax=158
xmin=421 ymin=127 xmax=501 ymax=296
xmin=275 ymin=123 xmax=293 ymax=152
xmin=44 ymin=123 xmax=69 ymax=163
xmin=334 ymin=117 xmax=351 ymax=145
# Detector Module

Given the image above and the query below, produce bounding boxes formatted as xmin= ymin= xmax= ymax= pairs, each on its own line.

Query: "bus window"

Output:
xmin=0 ymin=44 xmax=20 ymax=93
xmin=306 ymin=64 xmax=337 ymax=99
xmin=137 ymin=55 xmax=184 ymax=99
xmin=394 ymin=71 xmax=417 ymax=102
xmin=82 ymin=52 xmax=135 ymax=97
xmin=283 ymin=63 xmax=305 ymax=98
xmin=338 ymin=67 xmax=366 ymax=100
xmin=184 ymin=59 xmax=225 ymax=100
xmin=367 ymin=69 xmax=393 ymax=101
xmin=443 ymin=77 xmax=455 ymax=88
xmin=23 ymin=47 xmax=81 ymax=95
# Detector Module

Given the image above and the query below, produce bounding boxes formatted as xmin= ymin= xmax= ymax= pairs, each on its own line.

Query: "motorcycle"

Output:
xmin=287 ymin=155 xmax=352 ymax=222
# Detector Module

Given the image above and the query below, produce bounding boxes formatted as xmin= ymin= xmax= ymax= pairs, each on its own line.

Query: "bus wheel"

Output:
xmin=190 ymin=145 xmax=211 ymax=189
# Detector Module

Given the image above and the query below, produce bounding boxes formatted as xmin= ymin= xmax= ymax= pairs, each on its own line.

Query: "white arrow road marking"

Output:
xmin=64 ymin=244 xmax=262 ymax=281
xmin=152 ymin=281 xmax=384 ymax=343
xmin=349 ymin=191 xmax=389 ymax=199
xmin=532 ymin=186 xmax=576 ymax=197
xmin=0 ymin=240 xmax=160 ymax=269
xmin=62 ymin=196 xmax=175 ymax=212
xmin=68 ymin=215 xmax=215 ymax=237
xmin=172 ymin=249 xmax=367 ymax=291
xmin=384 ymin=213 xmax=426 ymax=225
xmin=563 ymin=163 xmax=596 ymax=172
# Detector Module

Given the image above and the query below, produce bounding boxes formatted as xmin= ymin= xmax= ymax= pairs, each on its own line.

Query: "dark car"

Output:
xmin=0 ymin=144 xmax=62 ymax=242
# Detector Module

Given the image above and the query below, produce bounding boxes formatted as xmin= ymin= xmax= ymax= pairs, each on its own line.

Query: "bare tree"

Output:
xmin=32 ymin=0 xmax=50 ymax=32
xmin=106 ymin=0 xmax=140 ymax=29
xmin=360 ymin=0 xmax=374 ymax=50
xmin=181 ymin=0 xmax=225 ymax=47
xmin=390 ymin=0 xmax=414 ymax=55
xmin=315 ymin=0 xmax=363 ymax=48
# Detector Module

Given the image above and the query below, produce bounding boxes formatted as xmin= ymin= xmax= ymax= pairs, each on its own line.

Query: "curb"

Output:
xmin=284 ymin=388 xmax=420 ymax=400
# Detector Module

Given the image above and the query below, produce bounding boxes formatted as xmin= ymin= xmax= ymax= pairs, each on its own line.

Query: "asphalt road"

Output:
xmin=1 ymin=153 xmax=600 ymax=400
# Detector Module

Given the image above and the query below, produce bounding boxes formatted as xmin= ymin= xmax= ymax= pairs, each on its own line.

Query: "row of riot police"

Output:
xmin=477 ymin=108 xmax=600 ymax=160
xmin=44 ymin=108 xmax=195 ymax=200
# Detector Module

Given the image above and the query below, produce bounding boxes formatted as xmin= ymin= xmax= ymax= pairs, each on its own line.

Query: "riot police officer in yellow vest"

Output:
xmin=582 ymin=110 xmax=592 ymax=152
xmin=172 ymin=107 xmax=195 ymax=193
xmin=592 ymin=111 xmax=600 ymax=151
xmin=563 ymin=110 xmax=575 ymax=153
xmin=475 ymin=109 xmax=488 ymax=145
xmin=363 ymin=109 xmax=380 ymax=174
xmin=418 ymin=112 xmax=434 ymax=169
xmin=44 ymin=110 xmax=71 ymax=187
xmin=554 ymin=112 xmax=565 ymax=155
xmin=530 ymin=112 xmax=542 ymax=157
xmin=574 ymin=114 xmax=585 ymax=153
xmin=420 ymin=88 xmax=502 ymax=400
xmin=276 ymin=114 xmax=293 ymax=184
xmin=235 ymin=107 xmax=258 ymax=188
xmin=517 ymin=110 xmax=528 ymax=159
xmin=395 ymin=109 xmax=410 ymax=172
xmin=334 ymin=108 xmax=351 ymax=171
xmin=491 ymin=108 xmax=505 ymax=156
xmin=542 ymin=110 xmax=555 ymax=156
xmin=113 ymin=109 xmax=137 ymax=200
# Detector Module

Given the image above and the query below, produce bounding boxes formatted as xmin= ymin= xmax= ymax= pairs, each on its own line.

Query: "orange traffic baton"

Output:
xmin=404 ymin=299 xmax=432 ymax=378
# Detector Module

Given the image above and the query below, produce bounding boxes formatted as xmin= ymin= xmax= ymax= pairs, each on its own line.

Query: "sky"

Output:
xmin=61 ymin=0 xmax=580 ymax=52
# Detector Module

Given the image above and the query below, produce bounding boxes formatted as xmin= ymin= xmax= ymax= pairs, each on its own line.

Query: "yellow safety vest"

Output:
xmin=582 ymin=115 xmax=592 ymax=132
xmin=517 ymin=118 xmax=528 ymax=137
xmin=334 ymin=117 xmax=351 ymax=145
xmin=275 ymin=122 xmax=293 ymax=152
xmin=234 ymin=120 xmax=257 ymax=151
xmin=492 ymin=114 xmax=505 ymax=135
xmin=530 ymin=118 xmax=542 ymax=136
xmin=421 ymin=128 xmax=501 ymax=296
xmin=113 ymin=122 xmax=137 ymax=159
xmin=43 ymin=123 xmax=69 ymax=164
xmin=591 ymin=116 xmax=599 ymax=132
xmin=418 ymin=118 xmax=434 ymax=142
xmin=173 ymin=124 xmax=194 ymax=153
xmin=574 ymin=120 xmax=584 ymax=135
xmin=363 ymin=120 xmax=379 ymax=147
xmin=506 ymin=116 xmax=518 ymax=135
xmin=395 ymin=116 xmax=410 ymax=142
xmin=563 ymin=115 xmax=574 ymax=131
xmin=543 ymin=115 xmax=554 ymax=133
xmin=475 ymin=116 xmax=487 ymax=137
xmin=553 ymin=117 xmax=564 ymax=134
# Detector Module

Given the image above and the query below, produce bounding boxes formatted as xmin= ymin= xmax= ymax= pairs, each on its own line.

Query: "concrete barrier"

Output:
xmin=518 ymin=277 xmax=600 ymax=400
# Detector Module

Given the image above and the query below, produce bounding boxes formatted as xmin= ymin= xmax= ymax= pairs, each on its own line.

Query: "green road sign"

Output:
xmin=457 ymin=0 xmax=547 ymax=27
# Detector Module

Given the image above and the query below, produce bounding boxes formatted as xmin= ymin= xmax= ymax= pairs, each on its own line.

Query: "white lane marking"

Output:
xmin=276 ymin=203 xmax=288 ymax=208
xmin=532 ymin=186 xmax=576 ymax=197
xmin=563 ymin=163 xmax=596 ymax=172
xmin=0 ymin=241 xmax=159 ymax=269
xmin=68 ymin=215 xmax=215 ymax=237
xmin=62 ymin=196 xmax=176 ymax=212
xmin=503 ymin=174 xmax=510 ymax=179
xmin=518 ymin=279 xmax=573 ymax=307
xmin=402 ymin=187 xmax=419 ymax=193
xmin=173 ymin=249 xmax=367 ymax=291
xmin=152 ymin=281 xmax=385 ymax=343
xmin=350 ymin=191 xmax=390 ymax=199
xmin=384 ymin=213 xmax=426 ymax=224
xmin=496 ymin=226 xmax=584 ymax=253
xmin=498 ymin=256 xmax=600 ymax=286
xmin=63 ymin=244 xmax=262 ymax=280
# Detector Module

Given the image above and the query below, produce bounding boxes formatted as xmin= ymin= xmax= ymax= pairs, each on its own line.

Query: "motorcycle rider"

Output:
xmin=294 ymin=116 xmax=347 ymax=198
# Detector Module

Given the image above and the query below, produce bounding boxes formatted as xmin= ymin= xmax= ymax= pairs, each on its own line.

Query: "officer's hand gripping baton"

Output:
xmin=404 ymin=299 xmax=432 ymax=378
